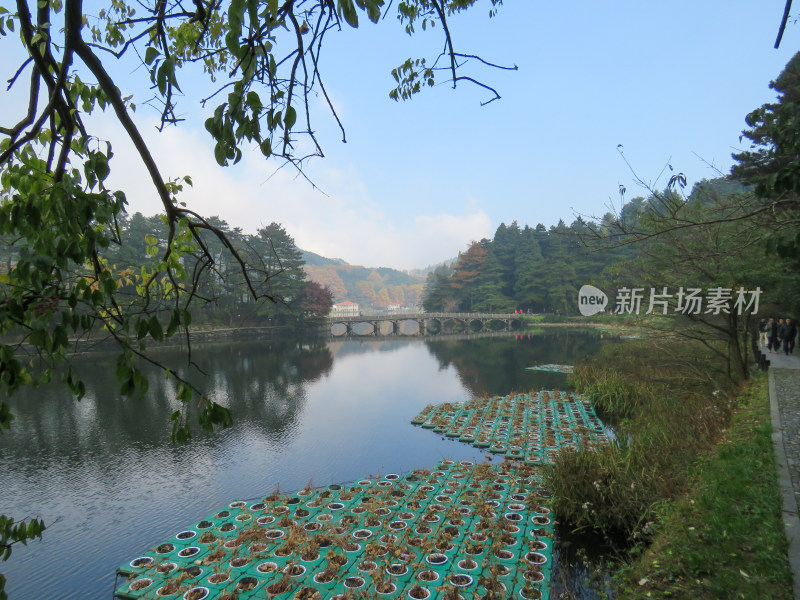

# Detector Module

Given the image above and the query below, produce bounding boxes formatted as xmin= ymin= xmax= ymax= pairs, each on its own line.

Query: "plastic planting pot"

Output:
xmin=353 ymin=529 xmax=373 ymax=540
xmin=171 ymin=530 xmax=197 ymax=544
xmin=493 ymin=548 xmax=516 ymax=562
xmin=292 ymin=586 xmax=325 ymax=600
xmin=181 ymin=566 xmax=204 ymax=580
xmin=311 ymin=571 xmax=338 ymax=589
xmin=253 ymin=561 xmax=279 ymax=576
xmin=449 ymin=573 xmax=474 ymax=588
xmin=524 ymin=551 xmax=549 ymax=569
xmin=284 ymin=564 xmax=307 ymax=578
xmin=155 ymin=543 xmax=176 ymax=556
xmin=217 ymin=522 xmax=238 ymax=536
xmin=416 ymin=569 xmax=440 ymax=584
xmin=344 ymin=576 xmax=366 ymax=589
xmin=523 ymin=567 xmax=546 ymax=583
xmin=119 ymin=577 xmax=154 ymax=598
xmin=518 ymin=585 xmax=544 ymax=599
xmin=264 ymin=579 xmax=293 ymax=596
xmin=119 ymin=556 xmax=154 ymax=576
xmin=375 ymin=581 xmax=398 ymax=596
xmin=204 ymin=572 xmax=231 ymax=587
xmin=229 ymin=556 xmax=252 ymax=569
xmin=233 ymin=575 xmax=261 ymax=594
xmin=456 ymin=557 xmax=480 ymax=571
xmin=182 ymin=587 xmax=210 ymax=600
xmin=176 ymin=546 xmax=202 ymax=560
xmin=357 ymin=559 xmax=377 ymax=572
xmin=386 ymin=563 xmax=409 ymax=577
xmin=528 ymin=540 xmax=549 ymax=553
xmin=406 ymin=584 xmax=432 ymax=599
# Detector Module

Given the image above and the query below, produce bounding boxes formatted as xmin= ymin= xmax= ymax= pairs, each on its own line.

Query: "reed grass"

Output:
xmin=547 ymin=338 xmax=737 ymax=537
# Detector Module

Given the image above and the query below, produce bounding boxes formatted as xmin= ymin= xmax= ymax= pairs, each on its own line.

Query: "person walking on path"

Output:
xmin=769 ymin=317 xmax=781 ymax=354
xmin=779 ymin=318 xmax=788 ymax=353
xmin=784 ymin=318 xmax=797 ymax=356
xmin=759 ymin=317 xmax=769 ymax=346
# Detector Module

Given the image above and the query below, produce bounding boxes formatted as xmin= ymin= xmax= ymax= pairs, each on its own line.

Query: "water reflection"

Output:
xmin=425 ymin=328 xmax=605 ymax=395
xmin=0 ymin=330 xmax=612 ymax=599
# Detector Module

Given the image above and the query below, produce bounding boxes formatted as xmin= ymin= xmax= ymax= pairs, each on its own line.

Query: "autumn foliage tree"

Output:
xmin=300 ymin=281 xmax=334 ymax=316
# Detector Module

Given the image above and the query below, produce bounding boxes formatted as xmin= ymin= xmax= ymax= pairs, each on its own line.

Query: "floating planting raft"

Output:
xmin=115 ymin=460 xmax=554 ymax=600
xmin=524 ymin=364 xmax=574 ymax=374
xmin=410 ymin=391 xmax=608 ymax=464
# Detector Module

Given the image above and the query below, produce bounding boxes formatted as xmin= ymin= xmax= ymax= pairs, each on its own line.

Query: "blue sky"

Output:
xmin=2 ymin=1 xmax=798 ymax=270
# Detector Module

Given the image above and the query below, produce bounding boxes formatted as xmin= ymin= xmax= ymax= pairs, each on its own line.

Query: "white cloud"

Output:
xmin=98 ymin=112 xmax=490 ymax=271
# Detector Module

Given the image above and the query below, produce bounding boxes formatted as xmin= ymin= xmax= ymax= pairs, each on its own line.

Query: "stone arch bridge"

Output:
xmin=328 ymin=312 xmax=524 ymax=337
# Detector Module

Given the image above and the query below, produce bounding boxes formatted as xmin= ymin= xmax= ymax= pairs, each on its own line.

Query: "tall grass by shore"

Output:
xmin=546 ymin=338 xmax=737 ymax=537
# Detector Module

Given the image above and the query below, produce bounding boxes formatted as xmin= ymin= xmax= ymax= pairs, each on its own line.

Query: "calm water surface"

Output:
xmin=0 ymin=330 xmax=609 ymax=599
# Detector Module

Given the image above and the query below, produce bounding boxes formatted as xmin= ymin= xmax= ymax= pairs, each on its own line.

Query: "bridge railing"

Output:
xmin=328 ymin=312 xmax=525 ymax=322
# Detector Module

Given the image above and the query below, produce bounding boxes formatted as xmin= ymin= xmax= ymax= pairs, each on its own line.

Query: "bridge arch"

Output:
xmin=328 ymin=312 xmax=523 ymax=338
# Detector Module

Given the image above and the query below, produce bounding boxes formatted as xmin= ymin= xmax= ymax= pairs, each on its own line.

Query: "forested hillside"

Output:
xmin=422 ymin=177 xmax=799 ymax=317
xmin=69 ymin=215 xmax=335 ymax=328
xmin=421 ymin=218 xmax=633 ymax=313
xmin=303 ymin=261 xmax=425 ymax=309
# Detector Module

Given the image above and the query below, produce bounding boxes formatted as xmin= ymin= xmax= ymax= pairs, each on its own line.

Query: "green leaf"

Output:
xmin=148 ymin=316 xmax=163 ymax=342
xmin=284 ymin=106 xmax=297 ymax=129
xmin=214 ymin=142 xmax=227 ymax=166
xmin=365 ymin=0 xmax=383 ymax=23
xmin=0 ymin=402 xmax=14 ymax=430
xmin=177 ymin=383 xmax=192 ymax=403
xmin=338 ymin=0 xmax=359 ymax=27
xmin=94 ymin=154 xmax=109 ymax=181
xmin=144 ymin=46 xmax=159 ymax=65
xmin=28 ymin=329 xmax=46 ymax=348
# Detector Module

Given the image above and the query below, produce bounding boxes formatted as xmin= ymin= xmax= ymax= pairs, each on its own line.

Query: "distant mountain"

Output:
xmin=300 ymin=252 xmax=426 ymax=308
xmin=407 ymin=257 xmax=457 ymax=279
xmin=301 ymin=249 xmax=349 ymax=267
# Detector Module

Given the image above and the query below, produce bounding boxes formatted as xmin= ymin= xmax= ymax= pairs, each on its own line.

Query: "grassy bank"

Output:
xmin=546 ymin=338 xmax=737 ymax=536
xmin=615 ymin=375 xmax=792 ymax=599
xmin=547 ymin=337 xmax=792 ymax=598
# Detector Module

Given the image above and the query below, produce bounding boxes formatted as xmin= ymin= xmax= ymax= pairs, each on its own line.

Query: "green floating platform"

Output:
xmin=115 ymin=460 xmax=554 ymax=600
xmin=410 ymin=391 xmax=608 ymax=464
xmin=524 ymin=364 xmax=574 ymax=374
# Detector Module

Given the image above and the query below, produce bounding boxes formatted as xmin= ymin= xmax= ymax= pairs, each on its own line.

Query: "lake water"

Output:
xmin=0 ymin=329 xmax=611 ymax=599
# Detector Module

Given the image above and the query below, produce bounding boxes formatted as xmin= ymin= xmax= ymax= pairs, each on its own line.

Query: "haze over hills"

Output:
xmin=300 ymin=249 xmax=428 ymax=309
xmin=300 ymin=250 xmax=349 ymax=268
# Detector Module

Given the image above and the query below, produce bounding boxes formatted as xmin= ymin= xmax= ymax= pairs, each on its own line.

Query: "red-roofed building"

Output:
xmin=331 ymin=301 xmax=360 ymax=317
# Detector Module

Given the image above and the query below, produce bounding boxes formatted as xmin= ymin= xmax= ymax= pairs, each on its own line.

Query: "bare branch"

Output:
xmin=775 ymin=0 xmax=793 ymax=48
